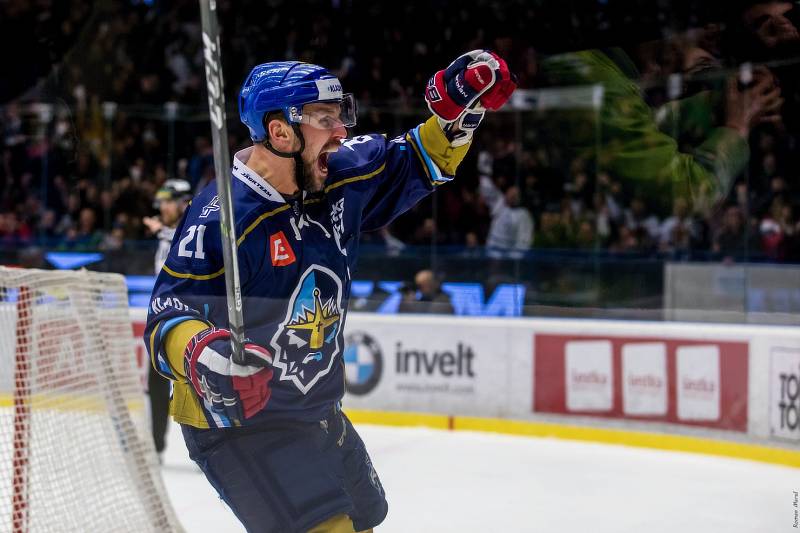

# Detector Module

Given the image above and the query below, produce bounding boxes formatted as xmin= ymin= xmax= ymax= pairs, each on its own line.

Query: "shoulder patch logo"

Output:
xmin=270 ymin=231 xmax=296 ymax=266
xmin=200 ymin=196 xmax=220 ymax=218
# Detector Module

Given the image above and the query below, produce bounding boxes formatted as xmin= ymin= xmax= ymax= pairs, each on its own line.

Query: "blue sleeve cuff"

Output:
xmin=410 ymin=125 xmax=454 ymax=184
xmin=152 ymin=316 xmax=209 ymax=380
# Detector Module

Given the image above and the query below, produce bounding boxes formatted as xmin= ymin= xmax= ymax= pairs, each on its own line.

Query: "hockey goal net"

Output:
xmin=0 ymin=267 xmax=182 ymax=532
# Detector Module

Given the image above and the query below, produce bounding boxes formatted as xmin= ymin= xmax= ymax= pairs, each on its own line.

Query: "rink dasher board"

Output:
xmin=127 ymin=308 xmax=800 ymax=458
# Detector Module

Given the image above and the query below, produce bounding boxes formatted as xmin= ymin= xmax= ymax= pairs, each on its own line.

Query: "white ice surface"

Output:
xmin=160 ymin=420 xmax=799 ymax=533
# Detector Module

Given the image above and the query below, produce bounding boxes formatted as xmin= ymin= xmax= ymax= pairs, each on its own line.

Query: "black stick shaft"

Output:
xmin=198 ymin=0 xmax=246 ymax=364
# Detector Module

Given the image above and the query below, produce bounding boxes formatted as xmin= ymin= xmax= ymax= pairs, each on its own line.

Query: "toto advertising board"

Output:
xmin=770 ymin=346 xmax=800 ymax=442
xmin=341 ymin=315 xmax=516 ymax=416
xmin=534 ymin=334 xmax=749 ymax=431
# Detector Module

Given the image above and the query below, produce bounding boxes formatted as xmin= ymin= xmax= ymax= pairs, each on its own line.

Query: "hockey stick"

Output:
xmin=198 ymin=0 xmax=247 ymax=365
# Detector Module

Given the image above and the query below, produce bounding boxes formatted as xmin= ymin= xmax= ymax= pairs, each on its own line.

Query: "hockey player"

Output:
xmin=144 ymin=51 xmax=515 ymax=532
xmin=142 ymin=179 xmax=192 ymax=456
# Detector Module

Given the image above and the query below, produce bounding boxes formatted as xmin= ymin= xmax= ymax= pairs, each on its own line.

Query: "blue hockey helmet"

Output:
xmin=239 ymin=61 xmax=357 ymax=143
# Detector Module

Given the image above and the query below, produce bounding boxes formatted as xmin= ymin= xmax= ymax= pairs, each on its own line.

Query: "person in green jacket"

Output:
xmin=539 ymin=28 xmax=783 ymax=216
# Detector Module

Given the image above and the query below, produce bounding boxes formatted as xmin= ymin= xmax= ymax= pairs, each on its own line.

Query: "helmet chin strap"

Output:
xmin=262 ymin=123 xmax=306 ymax=215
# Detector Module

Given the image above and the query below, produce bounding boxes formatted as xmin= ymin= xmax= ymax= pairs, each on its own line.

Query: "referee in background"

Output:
xmin=142 ymin=179 xmax=192 ymax=457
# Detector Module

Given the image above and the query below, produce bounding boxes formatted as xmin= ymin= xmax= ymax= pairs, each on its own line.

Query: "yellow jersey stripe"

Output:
xmin=236 ymin=203 xmax=292 ymax=245
xmin=324 ymin=163 xmax=386 ymax=193
xmin=165 ymin=160 xmax=390 ymax=280
xmin=162 ymin=263 xmax=225 ymax=280
xmin=163 ymin=204 xmax=292 ymax=280
xmin=149 ymin=323 xmax=160 ymax=369
xmin=406 ymin=133 xmax=439 ymax=187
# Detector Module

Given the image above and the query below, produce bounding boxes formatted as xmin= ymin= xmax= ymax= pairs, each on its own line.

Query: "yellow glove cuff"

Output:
xmin=164 ymin=319 xmax=209 ymax=380
xmin=418 ymin=116 xmax=471 ymax=176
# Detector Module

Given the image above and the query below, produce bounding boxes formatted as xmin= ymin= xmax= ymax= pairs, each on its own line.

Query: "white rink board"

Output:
xmin=339 ymin=313 xmax=800 ymax=447
xmin=130 ymin=309 xmax=800 ymax=448
xmin=343 ymin=313 xmax=533 ymax=418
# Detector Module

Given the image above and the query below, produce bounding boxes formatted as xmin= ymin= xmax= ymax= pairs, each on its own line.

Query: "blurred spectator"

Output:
xmin=623 ymin=197 xmax=660 ymax=251
xmin=729 ymin=0 xmax=800 ymax=140
xmin=738 ymin=0 xmax=800 ymax=52
xmin=759 ymin=200 xmax=786 ymax=259
xmin=540 ymin=27 xmax=782 ymax=216
xmin=479 ymin=173 xmax=533 ymax=258
xmin=754 ymin=175 xmax=790 ymax=215
xmin=659 ymin=198 xmax=698 ymax=255
xmin=398 ymin=269 xmax=455 ymax=315
xmin=100 ymin=224 xmax=126 ymax=251
xmin=37 ymin=209 xmax=59 ymax=243
xmin=0 ymin=212 xmax=32 ymax=246
xmin=536 ymin=208 xmax=575 ymax=248
xmin=0 ymin=0 xmax=798 ymax=273
xmin=759 ymin=196 xmax=799 ymax=260
xmin=713 ymin=204 xmax=757 ymax=260
xmin=59 ymin=207 xmax=102 ymax=250
xmin=611 ymin=225 xmax=647 ymax=253
xmin=378 ymin=227 xmax=407 ymax=257
xmin=574 ymin=218 xmax=597 ymax=249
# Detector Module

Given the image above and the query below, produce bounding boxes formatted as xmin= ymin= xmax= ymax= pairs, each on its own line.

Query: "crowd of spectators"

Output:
xmin=468 ymin=128 xmax=800 ymax=262
xmin=1 ymin=0 xmax=799 ymax=264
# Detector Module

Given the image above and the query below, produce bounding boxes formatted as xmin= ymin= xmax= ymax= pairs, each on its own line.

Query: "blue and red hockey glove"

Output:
xmin=184 ymin=328 xmax=273 ymax=421
xmin=425 ymin=50 xmax=517 ymax=145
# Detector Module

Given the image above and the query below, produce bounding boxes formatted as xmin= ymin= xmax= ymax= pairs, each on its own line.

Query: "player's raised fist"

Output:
xmin=425 ymin=50 xmax=517 ymax=121
xmin=184 ymin=328 xmax=274 ymax=420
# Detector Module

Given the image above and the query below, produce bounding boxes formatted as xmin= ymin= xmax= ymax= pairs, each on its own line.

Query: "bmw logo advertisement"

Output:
xmin=343 ymin=331 xmax=383 ymax=395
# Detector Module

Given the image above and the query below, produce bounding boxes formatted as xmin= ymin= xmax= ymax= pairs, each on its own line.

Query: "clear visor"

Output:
xmin=288 ymin=93 xmax=357 ymax=130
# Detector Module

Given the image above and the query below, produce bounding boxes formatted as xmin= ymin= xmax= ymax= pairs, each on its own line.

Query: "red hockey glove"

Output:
xmin=425 ymin=50 xmax=517 ymax=145
xmin=184 ymin=328 xmax=273 ymax=420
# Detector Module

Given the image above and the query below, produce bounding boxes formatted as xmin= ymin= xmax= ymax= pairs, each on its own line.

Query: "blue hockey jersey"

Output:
xmin=144 ymin=121 xmax=462 ymax=428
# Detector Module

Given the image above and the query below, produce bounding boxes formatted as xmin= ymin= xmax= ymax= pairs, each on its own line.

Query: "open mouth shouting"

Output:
xmin=316 ymin=143 xmax=341 ymax=177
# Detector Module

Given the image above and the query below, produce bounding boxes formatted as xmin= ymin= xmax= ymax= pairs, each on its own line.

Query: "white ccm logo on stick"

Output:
xmin=202 ymin=31 xmax=224 ymax=130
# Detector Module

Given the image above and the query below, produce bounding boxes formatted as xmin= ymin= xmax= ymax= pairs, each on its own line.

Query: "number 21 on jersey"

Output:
xmin=178 ymin=224 xmax=206 ymax=260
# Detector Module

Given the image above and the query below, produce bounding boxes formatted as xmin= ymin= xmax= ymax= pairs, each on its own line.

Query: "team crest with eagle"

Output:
xmin=270 ymin=264 xmax=344 ymax=394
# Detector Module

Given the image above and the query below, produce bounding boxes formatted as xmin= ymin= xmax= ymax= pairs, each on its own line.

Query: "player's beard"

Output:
xmin=301 ymin=157 xmax=325 ymax=193
xmin=301 ymin=142 xmax=340 ymax=193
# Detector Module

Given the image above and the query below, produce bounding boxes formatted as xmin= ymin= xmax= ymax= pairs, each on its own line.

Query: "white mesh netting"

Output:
xmin=0 ymin=267 xmax=182 ymax=532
